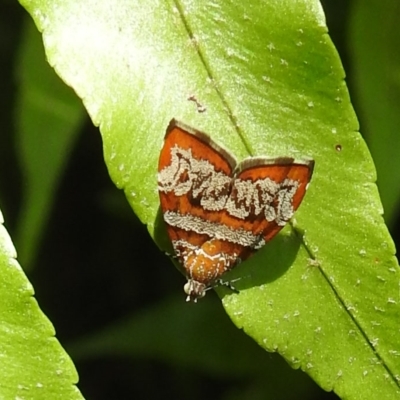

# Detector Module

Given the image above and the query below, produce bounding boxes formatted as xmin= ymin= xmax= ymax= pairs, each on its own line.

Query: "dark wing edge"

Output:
xmin=166 ymin=119 xmax=237 ymax=171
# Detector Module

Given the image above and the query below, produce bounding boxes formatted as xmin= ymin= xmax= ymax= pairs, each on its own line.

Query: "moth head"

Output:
xmin=184 ymin=279 xmax=207 ymax=302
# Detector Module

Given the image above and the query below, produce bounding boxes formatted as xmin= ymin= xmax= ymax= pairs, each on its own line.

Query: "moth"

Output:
xmin=158 ymin=119 xmax=314 ymax=301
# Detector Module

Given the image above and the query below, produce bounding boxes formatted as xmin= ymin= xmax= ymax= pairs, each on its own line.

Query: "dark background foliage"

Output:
xmin=0 ymin=1 xmax=398 ymax=399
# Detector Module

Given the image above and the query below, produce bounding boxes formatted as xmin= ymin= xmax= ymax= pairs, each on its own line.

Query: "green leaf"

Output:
xmin=19 ymin=0 xmax=400 ymax=399
xmin=0 ymin=210 xmax=82 ymax=399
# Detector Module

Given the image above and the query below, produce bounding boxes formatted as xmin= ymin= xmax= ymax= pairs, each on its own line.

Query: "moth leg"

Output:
xmin=213 ymin=278 xmax=240 ymax=294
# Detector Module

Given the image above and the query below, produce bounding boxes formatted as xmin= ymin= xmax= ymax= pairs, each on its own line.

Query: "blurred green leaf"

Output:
xmin=18 ymin=0 xmax=400 ymax=399
xmin=15 ymin=18 xmax=85 ymax=268
xmin=68 ymin=295 xmax=322 ymax=400
xmin=350 ymin=0 xmax=400 ymax=225
xmin=0 ymin=210 xmax=82 ymax=399
xmin=68 ymin=296 xmax=269 ymax=376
